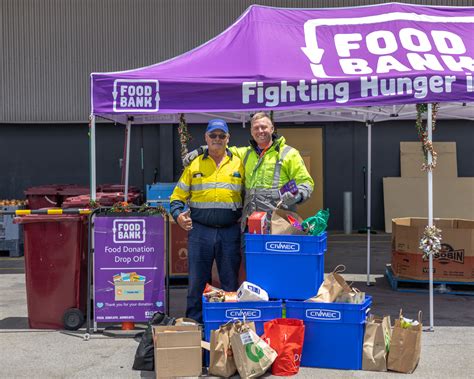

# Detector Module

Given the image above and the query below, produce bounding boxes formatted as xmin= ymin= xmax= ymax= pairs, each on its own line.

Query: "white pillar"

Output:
xmin=124 ymin=118 xmax=132 ymax=201
xmin=367 ymin=121 xmax=372 ymax=286
xmin=427 ymin=104 xmax=434 ymax=331
xmin=90 ymin=115 xmax=97 ymax=201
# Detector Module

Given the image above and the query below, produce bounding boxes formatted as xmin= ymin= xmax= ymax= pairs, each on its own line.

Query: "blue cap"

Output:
xmin=206 ymin=119 xmax=229 ymax=134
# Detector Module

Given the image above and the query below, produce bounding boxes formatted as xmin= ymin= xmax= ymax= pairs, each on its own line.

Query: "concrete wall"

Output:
xmin=3 ymin=119 xmax=470 ymax=231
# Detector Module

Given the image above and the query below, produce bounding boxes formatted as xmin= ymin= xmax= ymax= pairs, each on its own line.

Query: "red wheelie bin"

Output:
xmin=16 ymin=214 xmax=88 ymax=330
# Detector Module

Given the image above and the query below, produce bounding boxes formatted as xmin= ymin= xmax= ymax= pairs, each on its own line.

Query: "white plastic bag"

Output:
xmin=237 ymin=281 xmax=269 ymax=302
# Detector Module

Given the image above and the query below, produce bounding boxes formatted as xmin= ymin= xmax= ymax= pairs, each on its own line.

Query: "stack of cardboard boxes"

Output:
xmin=391 ymin=217 xmax=474 ymax=282
xmin=383 ymin=142 xmax=474 ymax=233
xmin=385 ymin=142 xmax=474 ymax=282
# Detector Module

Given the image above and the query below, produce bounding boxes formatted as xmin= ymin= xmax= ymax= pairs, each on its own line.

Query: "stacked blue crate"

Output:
xmin=286 ymin=296 xmax=372 ymax=370
xmin=145 ymin=182 xmax=177 ymax=212
xmin=202 ymin=297 xmax=283 ymax=364
xmin=245 ymin=232 xmax=327 ymax=300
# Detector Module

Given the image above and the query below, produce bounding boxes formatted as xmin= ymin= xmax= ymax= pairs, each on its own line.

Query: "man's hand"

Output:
xmin=182 ymin=146 xmax=206 ymax=167
xmin=177 ymin=209 xmax=192 ymax=231
xmin=280 ymin=191 xmax=302 ymax=208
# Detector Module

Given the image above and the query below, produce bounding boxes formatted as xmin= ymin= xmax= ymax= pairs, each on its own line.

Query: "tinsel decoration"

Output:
xmin=109 ymin=201 xmax=132 ymax=213
xmin=88 ymin=199 xmax=99 ymax=209
xmin=419 ymin=225 xmax=442 ymax=259
xmin=137 ymin=203 xmax=168 ymax=216
xmin=108 ymin=202 xmax=167 ymax=216
xmin=415 ymin=103 xmax=439 ymax=171
xmin=178 ymin=113 xmax=192 ymax=159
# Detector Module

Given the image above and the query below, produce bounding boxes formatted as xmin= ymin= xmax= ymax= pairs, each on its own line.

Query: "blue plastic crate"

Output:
xmin=203 ymin=298 xmax=283 ymax=341
xmin=146 ymin=200 xmax=170 ymax=212
xmin=203 ymin=298 xmax=282 ymax=365
xmin=286 ymin=296 xmax=372 ymax=370
xmin=146 ymin=182 xmax=176 ymax=201
xmin=245 ymin=232 xmax=327 ymax=300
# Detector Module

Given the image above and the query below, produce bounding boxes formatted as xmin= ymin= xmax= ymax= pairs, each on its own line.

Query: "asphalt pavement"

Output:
xmin=1 ymin=233 xmax=473 ymax=378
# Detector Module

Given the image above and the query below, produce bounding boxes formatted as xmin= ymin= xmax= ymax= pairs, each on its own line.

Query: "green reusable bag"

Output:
xmin=302 ymin=208 xmax=330 ymax=236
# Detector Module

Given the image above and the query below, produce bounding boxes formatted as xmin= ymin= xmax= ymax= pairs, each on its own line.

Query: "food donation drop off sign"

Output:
xmin=93 ymin=216 xmax=165 ymax=323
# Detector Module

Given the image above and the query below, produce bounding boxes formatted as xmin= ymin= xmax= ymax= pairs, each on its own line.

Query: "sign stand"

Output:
xmin=85 ymin=208 xmax=169 ymax=339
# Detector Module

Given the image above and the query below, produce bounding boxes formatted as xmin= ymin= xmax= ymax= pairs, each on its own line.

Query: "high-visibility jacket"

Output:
xmin=230 ymin=136 xmax=314 ymax=228
xmin=170 ymin=149 xmax=244 ymax=227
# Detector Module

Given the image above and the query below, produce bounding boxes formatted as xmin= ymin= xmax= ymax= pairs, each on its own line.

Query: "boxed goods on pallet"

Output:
xmin=391 ymin=217 xmax=474 ymax=282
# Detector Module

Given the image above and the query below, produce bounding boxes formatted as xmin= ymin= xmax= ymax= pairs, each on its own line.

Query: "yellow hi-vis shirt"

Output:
xmin=170 ymin=149 xmax=244 ymax=227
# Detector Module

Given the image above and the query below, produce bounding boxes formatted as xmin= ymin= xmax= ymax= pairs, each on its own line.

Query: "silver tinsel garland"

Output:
xmin=419 ymin=225 xmax=442 ymax=258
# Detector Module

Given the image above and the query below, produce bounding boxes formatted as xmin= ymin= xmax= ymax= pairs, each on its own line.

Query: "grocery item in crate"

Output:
xmin=237 ymin=281 xmax=269 ymax=302
xmin=305 ymin=264 xmax=351 ymax=303
xmin=336 ymin=287 xmax=366 ymax=304
xmin=271 ymin=209 xmax=306 ymax=235
xmin=362 ymin=314 xmax=392 ymax=372
xmin=230 ymin=321 xmax=277 ymax=379
xmin=302 ymin=208 xmax=330 ymax=236
xmin=287 ymin=214 xmax=303 ymax=231
xmin=387 ymin=310 xmax=422 ymax=374
xmin=203 ymin=283 xmax=225 ymax=302
xmin=224 ymin=291 xmax=238 ymax=302
xmin=248 ymin=211 xmax=268 ymax=234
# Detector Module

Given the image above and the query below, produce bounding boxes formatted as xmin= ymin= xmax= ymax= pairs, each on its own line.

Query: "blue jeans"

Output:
xmin=186 ymin=222 xmax=241 ymax=323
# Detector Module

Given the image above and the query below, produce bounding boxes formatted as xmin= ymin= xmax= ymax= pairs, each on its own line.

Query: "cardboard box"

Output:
xmin=114 ymin=281 xmax=145 ymax=301
xmin=382 ymin=177 xmax=474 ymax=232
xmin=153 ymin=325 xmax=202 ymax=378
xmin=391 ymin=217 xmax=474 ymax=282
xmin=400 ymin=142 xmax=457 ymax=178
xmin=248 ymin=211 xmax=268 ymax=234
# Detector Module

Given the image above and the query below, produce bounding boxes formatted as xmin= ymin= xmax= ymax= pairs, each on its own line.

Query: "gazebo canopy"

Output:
xmin=91 ymin=2 xmax=474 ymax=124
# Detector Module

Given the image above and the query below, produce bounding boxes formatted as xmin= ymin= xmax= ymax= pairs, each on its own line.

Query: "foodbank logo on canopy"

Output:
xmin=113 ymin=79 xmax=160 ymax=112
xmin=113 ymin=219 xmax=146 ymax=244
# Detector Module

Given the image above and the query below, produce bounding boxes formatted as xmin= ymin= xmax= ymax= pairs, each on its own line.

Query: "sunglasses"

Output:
xmin=208 ymin=133 xmax=228 ymax=140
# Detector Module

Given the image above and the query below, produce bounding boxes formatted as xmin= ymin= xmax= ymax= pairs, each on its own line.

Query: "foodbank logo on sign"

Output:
xmin=113 ymin=219 xmax=146 ymax=243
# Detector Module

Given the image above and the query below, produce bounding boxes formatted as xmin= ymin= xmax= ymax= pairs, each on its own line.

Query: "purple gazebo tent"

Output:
xmin=90 ymin=2 xmax=474 ymax=330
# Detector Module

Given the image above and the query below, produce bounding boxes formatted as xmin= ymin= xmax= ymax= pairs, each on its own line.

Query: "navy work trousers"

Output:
xmin=186 ymin=221 xmax=241 ymax=323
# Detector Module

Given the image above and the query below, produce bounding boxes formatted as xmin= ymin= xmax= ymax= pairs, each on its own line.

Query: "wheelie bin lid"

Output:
xmin=24 ymin=185 xmax=61 ymax=196
xmin=15 ymin=214 xmax=85 ymax=224
xmin=58 ymin=185 xmax=90 ymax=196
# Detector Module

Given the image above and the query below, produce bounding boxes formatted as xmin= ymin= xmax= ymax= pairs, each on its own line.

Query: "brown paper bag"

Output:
xmin=305 ymin=265 xmax=352 ymax=303
xmin=209 ymin=321 xmax=256 ymax=377
xmin=362 ymin=315 xmax=392 ymax=371
xmin=387 ymin=310 xmax=422 ymax=374
xmin=336 ymin=287 xmax=366 ymax=304
xmin=230 ymin=321 xmax=277 ymax=379
xmin=270 ymin=209 xmax=306 ymax=235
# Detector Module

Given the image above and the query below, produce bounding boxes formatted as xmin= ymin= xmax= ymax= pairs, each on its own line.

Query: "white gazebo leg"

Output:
xmin=124 ymin=118 xmax=132 ymax=201
xmin=90 ymin=115 xmax=97 ymax=201
xmin=427 ymin=104 xmax=434 ymax=331
xmin=367 ymin=120 xmax=372 ymax=286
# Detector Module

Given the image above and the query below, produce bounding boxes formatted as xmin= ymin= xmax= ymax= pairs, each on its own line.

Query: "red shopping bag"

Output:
xmin=262 ymin=318 xmax=305 ymax=376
